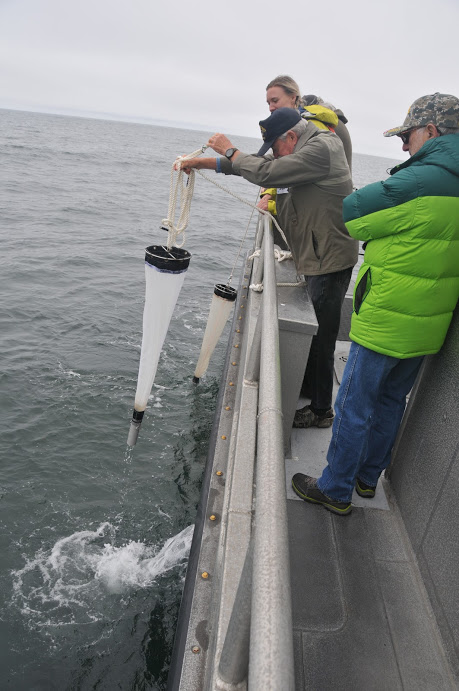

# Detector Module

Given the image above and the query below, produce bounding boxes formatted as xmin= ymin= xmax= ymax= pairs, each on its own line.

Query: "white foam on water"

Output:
xmin=11 ymin=523 xmax=194 ymax=629
xmin=57 ymin=361 xmax=82 ymax=378
xmin=96 ymin=524 xmax=194 ymax=593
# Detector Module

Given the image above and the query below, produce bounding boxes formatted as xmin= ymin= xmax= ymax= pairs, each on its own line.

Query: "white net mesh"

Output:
xmin=194 ymin=293 xmax=235 ymax=379
xmin=134 ymin=263 xmax=186 ymax=411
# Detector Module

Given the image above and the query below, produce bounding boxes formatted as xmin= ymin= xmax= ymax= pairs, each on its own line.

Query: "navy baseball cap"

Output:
xmin=257 ymin=108 xmax=301 ymax=156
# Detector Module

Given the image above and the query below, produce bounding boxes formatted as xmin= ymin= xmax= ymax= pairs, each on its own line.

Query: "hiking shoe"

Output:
xmin=293 ymin=405 xmax=334 ymax=429
xmin=291 ymin=473 xmax=352 ymax=516
xmin=355 ymin=478 xmax=376 ymax=499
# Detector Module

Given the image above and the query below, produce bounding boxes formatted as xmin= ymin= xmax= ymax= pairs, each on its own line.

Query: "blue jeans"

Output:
xmin=304 ymin=268 xmax=353 ymax=410
xmin=317 ymin=342 xmax=424 ymax=502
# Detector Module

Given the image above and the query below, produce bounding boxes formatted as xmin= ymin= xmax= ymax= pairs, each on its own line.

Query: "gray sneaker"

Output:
xmin=293 ymin=405 xmax=334 ymax=429
xmin=355 ymin=478 xmax=376 ymax=498
xmin=292 ymin=473 xmax=352 ymax=515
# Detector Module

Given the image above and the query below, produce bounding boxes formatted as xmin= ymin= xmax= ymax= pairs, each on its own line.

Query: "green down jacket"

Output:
xmin=343 ymin=134 xmax=459 ymax=358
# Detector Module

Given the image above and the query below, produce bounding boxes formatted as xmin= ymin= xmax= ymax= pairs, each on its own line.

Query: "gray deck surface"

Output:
xmin=284 ymin=342 xmax=455 ymax=690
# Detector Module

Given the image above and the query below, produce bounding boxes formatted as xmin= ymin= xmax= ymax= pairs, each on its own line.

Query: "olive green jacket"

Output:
xmin=221 ymin=123 xmax=358 ymax=275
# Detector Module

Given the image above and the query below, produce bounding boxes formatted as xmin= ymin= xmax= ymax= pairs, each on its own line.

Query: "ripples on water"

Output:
xmin=0 ymin=108 xmax=401 ymax=690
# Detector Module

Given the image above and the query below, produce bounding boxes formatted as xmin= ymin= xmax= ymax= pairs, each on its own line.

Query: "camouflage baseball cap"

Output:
xmin=383 ymin=92 xmax=459 ymax=137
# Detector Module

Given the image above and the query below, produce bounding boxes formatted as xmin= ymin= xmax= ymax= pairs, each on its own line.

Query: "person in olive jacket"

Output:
xmin=292 ymin=92 xmax=459 ymax=515
xmin=180 ymin=108 xmax=358 ymax=430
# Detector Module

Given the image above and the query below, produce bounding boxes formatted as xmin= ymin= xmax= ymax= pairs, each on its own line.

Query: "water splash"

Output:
xmin=11 ymin=523 xmax=194 ymax=629
xmin=57 ymin=361 xmax=82 ymax=378
xmin=123 ymin=444 xmax=134 ymax=467
xmin=96 ymin=524 xmax=194 ymax=593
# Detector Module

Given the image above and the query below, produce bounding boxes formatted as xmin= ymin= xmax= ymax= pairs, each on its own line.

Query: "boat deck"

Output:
xmin=285 ymin=346 xmax=455 ymax=690
xmin=169 ymin=245 xmax=459 ymax=691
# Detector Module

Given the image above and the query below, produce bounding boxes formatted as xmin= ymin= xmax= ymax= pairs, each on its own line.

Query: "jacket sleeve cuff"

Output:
xmin=219 ymin=157 xmax=234 ymax=175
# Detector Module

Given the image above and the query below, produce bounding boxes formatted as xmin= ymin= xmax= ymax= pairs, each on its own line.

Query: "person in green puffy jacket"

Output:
xmin=292 ymin=92 xmax=459 ymax=516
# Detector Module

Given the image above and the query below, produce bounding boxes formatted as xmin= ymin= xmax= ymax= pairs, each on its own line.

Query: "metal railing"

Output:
xmin=216 ymin=215 xmax=295 ymax=690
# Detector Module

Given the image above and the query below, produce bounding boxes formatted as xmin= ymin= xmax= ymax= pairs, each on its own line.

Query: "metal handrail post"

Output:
xmin=251 ymin=219 xmax=264 ymax=289
xmin=216 ymin=539 xmax=254 ymax=687
xmin=249 ymin=216 xmax=295 ymax=690
xmin=254 ymin=213 xmax=264 ymax=251
xmin=245 ymin=309 xmax=262 ymax=383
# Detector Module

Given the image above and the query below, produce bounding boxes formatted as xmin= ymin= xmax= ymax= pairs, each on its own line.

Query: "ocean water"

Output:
xmin=0 ymin=108 xmax=401 ymax=690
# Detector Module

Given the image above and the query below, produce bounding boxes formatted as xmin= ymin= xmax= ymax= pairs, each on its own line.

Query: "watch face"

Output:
xmin=226 ymin=148 xmax=236 ymax=158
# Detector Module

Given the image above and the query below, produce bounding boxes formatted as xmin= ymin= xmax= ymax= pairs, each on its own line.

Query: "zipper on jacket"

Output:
xmin=354 ymin=267 xmax=371 ymax=314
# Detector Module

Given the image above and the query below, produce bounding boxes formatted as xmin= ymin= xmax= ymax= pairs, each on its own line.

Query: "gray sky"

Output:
xmin=1 ymin=0 xmax=458 ymax=158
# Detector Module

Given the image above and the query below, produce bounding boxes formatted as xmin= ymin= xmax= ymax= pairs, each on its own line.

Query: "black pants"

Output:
xmin=303 ymin=267 xmax=353 ymax=410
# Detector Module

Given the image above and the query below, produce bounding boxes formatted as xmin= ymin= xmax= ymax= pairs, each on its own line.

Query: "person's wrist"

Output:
xmin=225 ymin=147 xmax=239 ymax=160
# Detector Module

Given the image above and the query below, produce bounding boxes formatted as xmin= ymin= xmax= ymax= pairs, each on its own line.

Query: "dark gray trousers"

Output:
xmin=303 ymin=267 xmax=353 ymax=410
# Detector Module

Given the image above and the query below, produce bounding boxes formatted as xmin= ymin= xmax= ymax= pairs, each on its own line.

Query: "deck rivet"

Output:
xmin=238 ymin=316 xmax=242 ymax=320
xmin=240 ymin=305 xmax=244 ymax=309
xmin=229 ymin=382 xmax=234 ymax=386
xmin=232 ymin=362 xmax=237 ymax=366
xmin=209 ymin=515 xmax=216 ymax=521
xmin=201 ymin=572 xmax=209 ymax=579
xmin=236 ymin=329 xmax=240 ymax=333
xmin=216 ymin=471 xmax=223 ymax=476
xmin=192 ymin=646 xmax=200 ymax=654
xmin=221 ymin=435 xmax=227 ymax=440
xmin=225 ymin=406 xmax=231 ymax=411
xmin=234 ymin=344 xmax=239 ymax=348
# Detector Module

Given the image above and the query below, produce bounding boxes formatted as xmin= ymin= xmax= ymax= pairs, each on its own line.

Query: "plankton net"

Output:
xmin=193 ymin=283 xmax=237 ymax=383
xmin=127 ymin=245 xmax=191 ymax=446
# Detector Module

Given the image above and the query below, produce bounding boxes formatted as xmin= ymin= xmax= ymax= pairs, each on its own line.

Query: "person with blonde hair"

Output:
xmin=265 ymin=75 xmax=303 ymax=110
xmin=259 ymin=76 xmax=351 ymax=215
xmin=259 ymin=76 xmax=340 ymax=221
xmin=265 ymin=76 xmax=339 ymax=135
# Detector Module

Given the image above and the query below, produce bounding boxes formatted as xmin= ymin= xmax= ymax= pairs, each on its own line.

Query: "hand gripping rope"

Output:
xmin=161 ymin=146 xmax=208 ymax=250
xmin=162 ymin=145 xmax=304 ymax=290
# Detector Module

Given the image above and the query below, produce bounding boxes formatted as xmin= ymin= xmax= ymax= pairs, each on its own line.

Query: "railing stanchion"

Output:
xmin=216 ymin=539 xmax=254 ymax=687
xmin=251 ymin=219 xmax=264 ymax=289
xmin=245 ymin=309 xmax=262 ymax=383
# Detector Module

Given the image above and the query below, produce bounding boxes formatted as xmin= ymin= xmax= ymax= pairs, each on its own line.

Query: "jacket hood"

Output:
xmin=334 ymin=108 xmax=348 ymax=125
xmin=390 ymin=134 xmax=459 ymax=179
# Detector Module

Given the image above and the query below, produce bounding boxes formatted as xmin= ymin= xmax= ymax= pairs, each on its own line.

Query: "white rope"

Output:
xmin=196 ymin=170 xmax=290 ymax=247
xmin=161 ymin=146 xmax=207 ymax=250
xmin=226 ymin=188 xmax=260 ymax=288
xmin=277 ymin=279 xmax=305 ymax=287
xmin=194 ymin=173 xmax=306 ymax=291
xmin=248 ymin=248 xmax=303 ymax=292
xmin=248 ymin=248 xmax=293 ymax=264
xmin=274 ymin=249 xmax=292 ymax=262
xmin=250 ymin=278 xmax=304 ymax=293
xmin=162 ymin=145 xmax=290 ymax=250
xmin=161 ymin=146 xmax=303 ymax=292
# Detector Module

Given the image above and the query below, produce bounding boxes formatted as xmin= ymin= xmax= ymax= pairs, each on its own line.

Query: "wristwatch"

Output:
xmin=225 ymin=147 xmax=239 ymax=159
